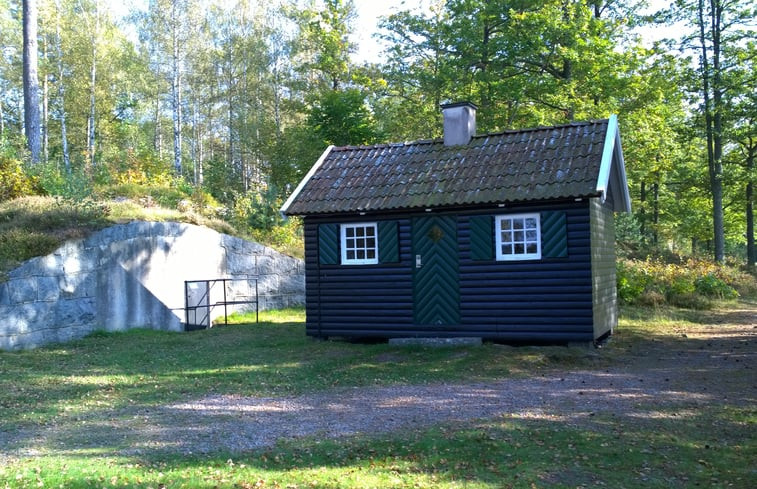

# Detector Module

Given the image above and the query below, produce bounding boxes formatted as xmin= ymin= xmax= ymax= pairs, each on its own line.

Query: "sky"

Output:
xmin=351 ymin=0 xmax=433 ymax=63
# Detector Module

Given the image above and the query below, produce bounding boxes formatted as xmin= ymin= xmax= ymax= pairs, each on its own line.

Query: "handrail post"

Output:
xmin=223 ymin=278 xmax=228 ymax=326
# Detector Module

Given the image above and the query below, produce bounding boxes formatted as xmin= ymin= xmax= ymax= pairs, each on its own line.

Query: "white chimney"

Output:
xmin=441 ymin=101 xmax=477 ymax=146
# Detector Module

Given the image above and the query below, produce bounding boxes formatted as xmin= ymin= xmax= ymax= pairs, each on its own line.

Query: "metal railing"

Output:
xmin=184 ymin=277 xmax=259 ymax=330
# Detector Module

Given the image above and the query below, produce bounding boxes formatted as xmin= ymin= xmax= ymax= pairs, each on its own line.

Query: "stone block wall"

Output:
xmin=0 ymin=222 xmax=305 ymax=350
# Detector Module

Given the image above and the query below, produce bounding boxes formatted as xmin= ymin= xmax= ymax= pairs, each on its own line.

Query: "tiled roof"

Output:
xmin=283 ymin=118 xmax=618 ymax=216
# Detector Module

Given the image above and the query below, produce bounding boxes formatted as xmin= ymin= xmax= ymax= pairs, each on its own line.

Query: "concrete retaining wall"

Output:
xmin=0 ymin=221 xmax=305 ymax=350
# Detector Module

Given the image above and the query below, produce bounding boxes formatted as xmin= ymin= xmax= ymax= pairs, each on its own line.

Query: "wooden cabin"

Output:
xmin=281 ymin=103 xmax=631 ymax=343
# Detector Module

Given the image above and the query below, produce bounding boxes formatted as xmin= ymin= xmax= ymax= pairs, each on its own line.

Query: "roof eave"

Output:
xmin=280 ymin=145 xmax=335 ymax=217
xmin=596 ymin=115 xmax=632 ymax=213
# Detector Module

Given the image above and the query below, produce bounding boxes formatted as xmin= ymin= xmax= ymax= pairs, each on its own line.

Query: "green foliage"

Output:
xmin=251 ymin=216 xmax=304 ymax=259
xmin=232 ymin=187 xmax=284 ymax=232
xmin=695 ymin=273 xmax=740 ymax=300
xmin=108 ymin=148 xmax=175 ymax=187
xmin=0 ymin=154 xmax=38 ymax=202
xmin=617 ymin=259 xmax=747 ymax=308
xmin=32 ymin=164 xmax=93 ymax=202
xmin=308 ymin=88 xmax=381 ymax=146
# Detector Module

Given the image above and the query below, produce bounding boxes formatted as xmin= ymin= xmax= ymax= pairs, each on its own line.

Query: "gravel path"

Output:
xmin=3 ymin=311 xmax=755 ymax=459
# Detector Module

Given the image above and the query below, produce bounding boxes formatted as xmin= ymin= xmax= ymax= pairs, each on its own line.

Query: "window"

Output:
xmin=341 ymin=223 xmax=378 ymax=265
xmin=496 ymin=213 xmax=541 ymax=261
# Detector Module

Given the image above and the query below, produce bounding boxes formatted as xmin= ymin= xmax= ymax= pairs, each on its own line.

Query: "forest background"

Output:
xmin=1 ymin=0 xmax=755 ymax=277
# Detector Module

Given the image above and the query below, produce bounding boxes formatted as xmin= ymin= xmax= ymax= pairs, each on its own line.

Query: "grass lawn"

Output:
xmin=1 ymin=305 xmax=755 ymax=488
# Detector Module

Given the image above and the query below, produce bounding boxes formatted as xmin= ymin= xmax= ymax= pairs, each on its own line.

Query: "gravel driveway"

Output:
xmin=3 ymin=310 xmax=755 ymax=459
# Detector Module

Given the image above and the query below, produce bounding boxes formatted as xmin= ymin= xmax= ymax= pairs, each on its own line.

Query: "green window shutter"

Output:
xmin=318 ymin=224 xmax=339 ymax=265
xmin=378 ymin=221 xmax=399 ymax=263
xmin=541 ymin=211 xmax=568 ymax=258
xmin=469 ymin=215 xmax=493 ymax=260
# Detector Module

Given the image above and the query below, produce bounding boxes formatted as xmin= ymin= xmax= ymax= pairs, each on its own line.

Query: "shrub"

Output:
xmin=0 ymin=156 xmax=39 ymax=202
xmin=617 ymin=258 xmax=745 ymax=308
xmin=694 ymin=273 xmax=739 ymax=299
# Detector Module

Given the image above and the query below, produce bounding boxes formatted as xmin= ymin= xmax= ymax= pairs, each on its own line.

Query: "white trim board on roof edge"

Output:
xmin=280 ymin=145 xmax=334 ymax=217
xmin=596 ymin=114 xmax=631 ymax=213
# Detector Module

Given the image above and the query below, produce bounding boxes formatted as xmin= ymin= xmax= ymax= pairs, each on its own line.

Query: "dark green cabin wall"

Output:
xmin=458 ymin=204 xmax=593 ymax=341
xmin=590 ymin=198 xmax=618 ymax=339
xmin=303 ymin=201 xmax=596 ymax=342
xmin=304 ymin=216 xmax=414 ymax=337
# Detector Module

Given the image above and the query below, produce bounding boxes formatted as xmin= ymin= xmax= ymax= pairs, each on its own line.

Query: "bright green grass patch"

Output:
xmin=1 ymin=404 xmax=752 ymax=488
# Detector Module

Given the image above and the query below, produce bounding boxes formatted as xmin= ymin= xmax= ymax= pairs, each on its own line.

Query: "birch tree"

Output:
xmin=53 ymin=0 xmax=69 ymax=171
xmin=23 ymin=0 xmax=41 ymax=163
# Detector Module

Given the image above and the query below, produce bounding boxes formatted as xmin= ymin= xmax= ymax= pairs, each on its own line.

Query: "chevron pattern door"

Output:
xmin=412 ymin=216 xmax=460 ymax=326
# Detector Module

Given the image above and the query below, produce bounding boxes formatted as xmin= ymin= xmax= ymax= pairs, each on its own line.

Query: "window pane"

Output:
xmin=367 ymin=250 xmax=375 ymax=259
xmin=347 ymin=250 xmax=355 ymax=259
xmin=366 ymin=238 xmax=375 ymax=248
xmin=356 ymin=227 xmax=365 ymax=237
xmin=366 ymin=227 xmax=375 ymax=237
xmin=502 ymin=245 xmax=512 ymax=255
xmin=525 ymin=218 xmax=537 ymax=228
xmin=526 ymin=243 xmax=537 ymax=253
xmin=514 ymin=243 xmax=525 ymax=254
xmin=502 ymin=231 xmax=513 ymax=243
xmin=513 ymin=219 xmax=523 ymax=230
xmin=526 ymin=230 xmax=537 ymax=241
xmin=514 ymin=231 xmax=524 ymax=242
xmin=346 ymin=228 xmax=355 ymax=238
xmin=357 ymin=238 xmax=365 ymax=248
xmin=357 ymin=250 xmax=365 ymax=259
xmin=346 ymin=238 xmax=355 ymax=248
xmin=502 ymin=220 xmax=512 ymax=231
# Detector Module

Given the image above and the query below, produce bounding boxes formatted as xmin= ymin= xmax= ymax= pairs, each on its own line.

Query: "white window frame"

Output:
xmin=340 ymin=223 xmax=379 ymax=265
xmin=495 ymin=213 xmax=541 ymax=261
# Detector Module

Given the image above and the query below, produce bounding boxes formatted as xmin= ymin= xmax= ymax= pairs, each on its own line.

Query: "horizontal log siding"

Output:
xmin=590 ymin=198 xmax=618 ymax=339
xmin=458 ymin=203 xmax=594 ymax=342
xmin=304 ymin=202 xmax=595 ymax=342
xmin=304 ymin=217 xmax=413 ymax=338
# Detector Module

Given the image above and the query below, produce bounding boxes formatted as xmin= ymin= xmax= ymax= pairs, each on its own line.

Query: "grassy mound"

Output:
xmin=0 ymin=194 xmax=238 ymax=280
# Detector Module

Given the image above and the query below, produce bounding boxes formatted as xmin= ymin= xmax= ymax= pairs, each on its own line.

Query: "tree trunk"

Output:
xmin=42 ymin=33 xmax=48 ymax=164
xmin=153 ymin=96 xmax=162 ymax=161
xmin=697 ymin=0 xmax=725 ymax=262
xmin=0 ymin=96 xmax=5 ymax=136
xmin=192 ymin=93 xmax=202 ymax=186
xmin=22 ymin=0 xmax=41 ymax=164
xmin=747 ymin=144 xmax=755 ymax=270
xmin=652 ymin=180 xmax=659 ymax=246
xmin=55 ymin=0 xmax=69 ymax=172
xmin=639 ymin=181 xmax=647 ymax=242
xmin=87 ymin=1 xmax=99 ymax=168
xmin=171 ymin=0 xmax=182 ymax=176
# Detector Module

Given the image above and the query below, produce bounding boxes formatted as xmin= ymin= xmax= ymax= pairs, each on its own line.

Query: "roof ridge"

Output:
xmin=330 ymin=118 xmax=610 ymax=152
xmin=473 ymin=118 xmax=609 ymax=140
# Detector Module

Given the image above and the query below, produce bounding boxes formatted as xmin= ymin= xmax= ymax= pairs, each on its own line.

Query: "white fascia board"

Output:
xmin=595 ymin=114 xmax=631 ymax=213
xmin=279 ymin=145 xmax=335 ymax=217
xmin=596 ymin=114 xmax=618 ymax=205
xmin=613 ymin=129 xmax=632 ymax=213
